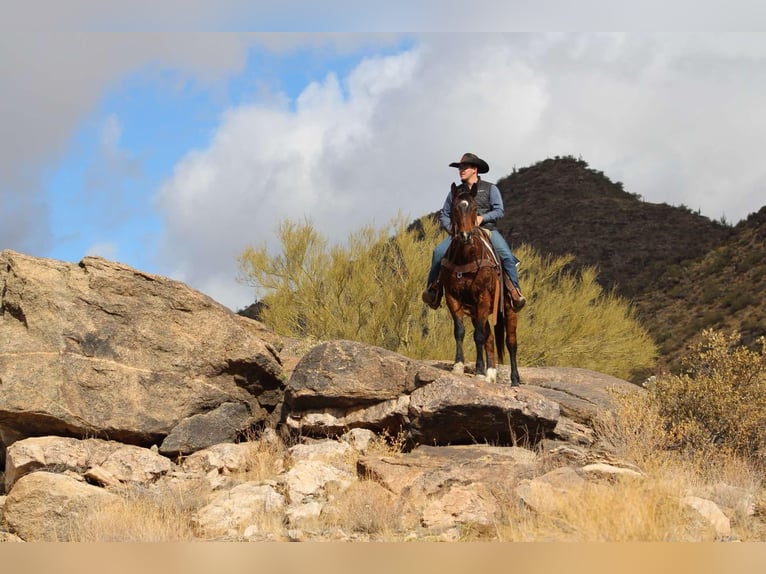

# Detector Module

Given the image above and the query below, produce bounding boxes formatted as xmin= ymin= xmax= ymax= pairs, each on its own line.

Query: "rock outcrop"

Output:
xmin=2 ymin=251 xmax=751 ymax=542
xmin=0 ymin=250 xmax=285 ymax=462
xmin=283 ymin=340 xmax=560 ymax=447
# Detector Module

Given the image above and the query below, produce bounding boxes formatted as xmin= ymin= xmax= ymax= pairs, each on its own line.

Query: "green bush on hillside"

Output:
xmin=514 ymin=249 xmax=656 ymax=380
xmin=238 ymin=217 xmax=656 ymax=380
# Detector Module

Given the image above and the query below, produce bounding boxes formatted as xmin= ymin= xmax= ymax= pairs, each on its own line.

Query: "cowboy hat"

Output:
xmin=449 ymin=152 xmax=489 ymax=174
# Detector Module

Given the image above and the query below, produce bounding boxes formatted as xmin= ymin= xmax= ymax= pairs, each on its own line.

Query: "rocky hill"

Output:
xmin=493 ymin=156 xmax=765 ymax=371
xmin=636 ymin=206 xmax=766 ymax=368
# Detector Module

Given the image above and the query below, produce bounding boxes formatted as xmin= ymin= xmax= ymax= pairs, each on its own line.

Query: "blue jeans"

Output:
xmin=427 ymin=230 xmax=521 ymax=290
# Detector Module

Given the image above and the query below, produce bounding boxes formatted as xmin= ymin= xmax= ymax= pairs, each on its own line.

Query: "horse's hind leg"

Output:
xmin=507 ymin=311 xmax=520 ymax=387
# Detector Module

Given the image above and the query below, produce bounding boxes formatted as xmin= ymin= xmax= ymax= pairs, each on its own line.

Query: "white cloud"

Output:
xmin=5 ymin=30 xmax=766 ymax=311
xmin=156 ymin=33 xmax=766 ymax=311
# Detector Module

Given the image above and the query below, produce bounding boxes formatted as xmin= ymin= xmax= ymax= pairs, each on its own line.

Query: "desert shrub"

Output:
xmin=650 ymin=330 xmax=766 ymax=465
xmin=238 ymin=217 xmax=656 ymax=379
xmin=238 ymin=214 xmax=451 ymax=358
xmin=609 ymin=330 xmax=766 ymax=471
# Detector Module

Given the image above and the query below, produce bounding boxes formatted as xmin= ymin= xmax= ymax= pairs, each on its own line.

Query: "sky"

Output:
xmin=3 ymin=8 xmax=766 ymax=311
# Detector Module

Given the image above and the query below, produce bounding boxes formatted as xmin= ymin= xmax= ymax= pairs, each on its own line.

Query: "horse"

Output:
xmin=439 ymin=183 xmax=520 ymax=386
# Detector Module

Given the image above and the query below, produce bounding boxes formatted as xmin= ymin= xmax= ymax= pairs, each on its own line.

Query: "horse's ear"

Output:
xmin=450 ymin=182 xmax=458 ymax=199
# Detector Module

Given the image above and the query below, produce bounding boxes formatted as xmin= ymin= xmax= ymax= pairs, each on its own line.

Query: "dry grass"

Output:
xmin=242 ymin=428 xmax=288 ymax=481
xmin=496 ymin=477 xmax=713 ymax=542
xmin=62 ymin=481 xmax=208 ymax=542
xmin=318 ymin=479 xmax=415 ymax=539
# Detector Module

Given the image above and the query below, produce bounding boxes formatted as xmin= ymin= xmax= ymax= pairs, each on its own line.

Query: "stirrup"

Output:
xmin=422 ymin=284 xmax=442 ymax=309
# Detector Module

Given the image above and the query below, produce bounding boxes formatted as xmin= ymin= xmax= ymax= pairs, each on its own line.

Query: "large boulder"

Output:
xmin=358 ymin=444 xmax=538 ymax=532
xmin=284 ymin=340 xmax=559 ymax=446
xmin=4 ymin=436 xmax=174 ymax=492
xmin=408 ymin=376 xmax=559 ymax=446
xmin=4 ymin=471 xmax=121 ymax=541
xmin=519 ymin=366 xmax=641 ymax=424
xmin=0 ymin=250 xmax=285 ymax=459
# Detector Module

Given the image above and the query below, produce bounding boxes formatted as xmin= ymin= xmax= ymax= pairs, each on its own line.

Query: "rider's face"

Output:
xmin=458 ymin=164 xmax=478 ymax=183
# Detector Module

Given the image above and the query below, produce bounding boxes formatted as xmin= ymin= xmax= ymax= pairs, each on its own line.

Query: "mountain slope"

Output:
xmin=636 ymin=206 xmax=766 ymax=369
xmin=494 ymin=156 xmax=734 ymax=299
xmin=492 ymin=156 xmax=764 ymax=371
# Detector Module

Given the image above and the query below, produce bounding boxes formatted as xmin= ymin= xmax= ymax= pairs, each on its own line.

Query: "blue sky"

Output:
xmin=4 ymin=28 xmax=766 ymax=311
xmin=42 ymin=40 xmax=408 ymax=275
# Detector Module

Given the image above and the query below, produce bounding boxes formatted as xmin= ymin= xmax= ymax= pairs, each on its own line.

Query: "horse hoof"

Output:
xmin=485 ymin=368 xmax=497 ymax=383
xmin=510 ymin=382 xmax=520 ymax=387
xmin=452 ymin=362 xmax=464 ymax=375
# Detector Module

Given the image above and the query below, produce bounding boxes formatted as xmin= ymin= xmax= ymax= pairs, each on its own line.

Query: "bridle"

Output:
xmin=451 ymin=194 xmax=480 ymax=245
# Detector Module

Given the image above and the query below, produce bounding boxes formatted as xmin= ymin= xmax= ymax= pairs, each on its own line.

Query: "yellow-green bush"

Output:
xmin=649 ymin=330 xmax=766 ymax=465
xmin=238 ymin=216 xmax=656 ymax=380
xmin=514 ymin=248 xmax=656 ymax=380
xmin=238 ymin=214 xmax=450 ymax=357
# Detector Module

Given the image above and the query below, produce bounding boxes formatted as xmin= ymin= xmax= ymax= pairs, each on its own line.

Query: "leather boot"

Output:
xmin=421 ymin=282 xmax=442 ymax=310
xmin=504 ymin=276 xmax=526 ymax=311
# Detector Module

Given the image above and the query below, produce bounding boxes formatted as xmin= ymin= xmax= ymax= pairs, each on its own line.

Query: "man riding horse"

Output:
xmin=422 ymin=152 xmax=526 ymax=311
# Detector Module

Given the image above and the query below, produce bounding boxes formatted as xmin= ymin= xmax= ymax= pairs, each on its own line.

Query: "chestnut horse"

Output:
xmin=439 ymin=183 xmax=520 ymax=386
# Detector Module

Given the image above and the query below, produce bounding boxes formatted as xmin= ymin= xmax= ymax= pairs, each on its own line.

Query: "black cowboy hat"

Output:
xmin=449 ymin=152 xmax=489 ymax=174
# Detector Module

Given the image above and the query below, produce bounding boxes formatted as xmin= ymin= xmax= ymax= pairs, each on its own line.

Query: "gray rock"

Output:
xmin=180 ymin=443 xmax=255 ymax=475
xmin=359 ymin=444 xmax=537 ymax=498
xmin=519 ymin=366 xmax=641 ymax=424
xmin=159 ymin=402 xmax=257 ymax=457
xmin=421 ymin=482 xmax=501 ymax=531
xmin=408 ymin=376 xmax=559 ymax=447
xmin=286 ymin=339 xmax=437 ymax=409
xmin=681 ymin=496 xmax=731 ymax=539
xmin=280 ymin=459 xmax=355 ymax=504
xmin=515 ymin=467 xmax=587 ymax=514
xmin=5 ymin=436 xmax=173 ymax=491
xmin=284 ymin=340 xmax=559 ymax=447
xmin=193 ymin=481 xmax=286 ymax=537
xmin=0 ymin=250 xmax=285 ymax=462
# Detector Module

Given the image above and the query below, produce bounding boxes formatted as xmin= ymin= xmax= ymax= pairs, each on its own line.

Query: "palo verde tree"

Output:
xmin=238 ymin=214 xmax=452 ymax=357
xmin=238 ymin=215 xmax=656 ymax=381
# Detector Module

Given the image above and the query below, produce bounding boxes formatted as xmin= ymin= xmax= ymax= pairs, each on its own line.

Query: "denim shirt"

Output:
xmin=438 ymin=178 xmax=505 ymax=232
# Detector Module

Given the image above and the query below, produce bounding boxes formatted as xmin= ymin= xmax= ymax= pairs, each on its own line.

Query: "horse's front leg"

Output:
xmin=509 ymin=344 xmax=519 ymax=386
xmin=448 ymin=307 xmax=466 ymax=375
xmin=485 ymin=318 xmax=497 ymax=383
xmin=472 ymin=317 xmax=497 ymax=382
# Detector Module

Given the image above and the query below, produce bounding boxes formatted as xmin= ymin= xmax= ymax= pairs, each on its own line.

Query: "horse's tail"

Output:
xmin=495 ymin=308 xmax=506 ymax=365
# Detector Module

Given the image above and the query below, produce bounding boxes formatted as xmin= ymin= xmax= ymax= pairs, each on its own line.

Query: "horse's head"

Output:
xmin=450 ymin=183 xmax=478 ymax=245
